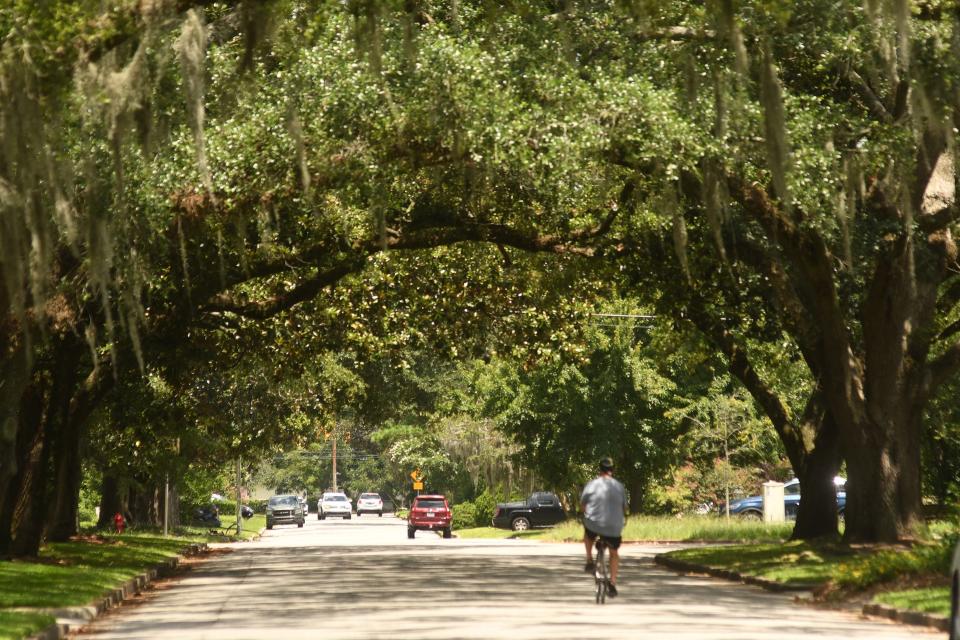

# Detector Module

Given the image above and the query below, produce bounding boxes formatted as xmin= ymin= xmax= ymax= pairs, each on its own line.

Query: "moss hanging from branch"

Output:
xmin=760 ymin=42 xmax=791 ymax=211
xmin=174 ymin=9 xmax=213 ymax=197
xmin=287 ymin=107 xmax=312 ymax=199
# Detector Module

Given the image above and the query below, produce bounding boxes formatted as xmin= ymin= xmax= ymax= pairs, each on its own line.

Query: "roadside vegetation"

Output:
xmin=456 ymin=515 xmax=795 ymax=544
xmin=0 ymin=520 xmax=264 ymax=640
xmin=661 ymin=526 xmax=958 ymax=615
xmin=0 ymin=612 xmax=55 ymax=640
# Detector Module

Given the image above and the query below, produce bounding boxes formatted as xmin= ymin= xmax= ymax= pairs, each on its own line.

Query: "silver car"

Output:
xmin=950 ymin=541 xmax=960 ymax=640
xmin=318 ymin=492 xmax=352 ymax=520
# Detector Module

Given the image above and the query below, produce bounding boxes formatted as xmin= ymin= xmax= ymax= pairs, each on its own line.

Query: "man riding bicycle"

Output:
xmin=581 ymin=456 xmax=628 ymax=597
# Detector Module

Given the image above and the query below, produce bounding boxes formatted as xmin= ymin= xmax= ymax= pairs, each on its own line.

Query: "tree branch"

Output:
xmin=919 ymin=204 xmax=959 ymax=234
xmin=929 ymin=339 xmax=960 ymax=391
xmin=837 ymin=64 xmax=893 ymax=123
xmin=202 ymin=203 xmax=623 ymax=319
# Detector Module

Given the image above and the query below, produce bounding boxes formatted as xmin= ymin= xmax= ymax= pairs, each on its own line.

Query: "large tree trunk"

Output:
xmin=0 ymin=339 xmax=32 ymax=554
xmin=791 ymin=410 xmax=842 ymax=539
xmin=842 ymin=412 xmax=923 ymax=542
xmin=96 ymin=474 xmax=123 ymax=529
xmin=9 ymin=413 xmax=50 ymax=556
xmin=45 ymin=413 xmax=84 ymax=541
xmin=5 ymin=377 xmax=48 ymax=557
xmin=10 ymin=343 xmax=82 ymax=556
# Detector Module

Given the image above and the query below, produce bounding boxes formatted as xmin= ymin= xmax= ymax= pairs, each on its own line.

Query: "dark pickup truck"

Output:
xmin=491 ymin=492 xmax=566 ymax=531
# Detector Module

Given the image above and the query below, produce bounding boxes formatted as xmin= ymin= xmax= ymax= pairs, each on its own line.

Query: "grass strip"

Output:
xmin=663 ymin=541 xmax=847 ymax=586
xmin=0 ymin=611 xmax=56 ymax=640
xmin=457 ymin=515 xmax=794 ymax=543
xmin=0 ymin=531 xmax=207 ymax=608
xmin=663 ymin=535 xmax=955 ymax=615
xmin=454 ymin=527 xmax=547 ymax=540
xmin=873 ymin=587 xmax=951 ymax=617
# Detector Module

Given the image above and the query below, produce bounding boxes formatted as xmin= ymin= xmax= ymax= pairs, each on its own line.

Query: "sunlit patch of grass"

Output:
xmin=0 ymin=532 xmax=207 ymax=608
xmin=531 ymin=516 xmax=794 ymax=544
xmin=454 ymin=527 xmax=547 ymax=539
xmin=873 ymin=587 xmax=951 ymax=617
xmin=667 ymin=541 xmax=846 ymax=585
xmin=0 ymin=611 xmax=55 ymax=640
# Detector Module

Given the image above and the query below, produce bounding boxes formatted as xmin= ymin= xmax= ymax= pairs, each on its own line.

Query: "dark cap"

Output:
xmin=599 ymin=457 xmax=614 ymax=472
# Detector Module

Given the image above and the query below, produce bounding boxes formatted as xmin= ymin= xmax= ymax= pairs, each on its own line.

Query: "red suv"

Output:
xmin=407 ymin=494 xmax=452 ymax=539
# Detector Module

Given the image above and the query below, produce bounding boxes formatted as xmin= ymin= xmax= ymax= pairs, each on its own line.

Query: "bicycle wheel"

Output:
xmin=594 ymin=543 xmax=607 ymax=604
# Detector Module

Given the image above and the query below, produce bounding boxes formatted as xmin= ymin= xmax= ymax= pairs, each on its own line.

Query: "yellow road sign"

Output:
xmin=410 ymin=469 xmax=423 ymax=482
xmin=413 ymin=481 xmax=424 ymax=491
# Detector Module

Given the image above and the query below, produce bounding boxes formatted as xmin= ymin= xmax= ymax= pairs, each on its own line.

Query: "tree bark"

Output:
xmin=96 ymin=474 xmax=122 ymax=529
xmin=791 ymin=412 xmax=841 ymax=540
xmin=45 ymin=414 xmax=84 ymax=541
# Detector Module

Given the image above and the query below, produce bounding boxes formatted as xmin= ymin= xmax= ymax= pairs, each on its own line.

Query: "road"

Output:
xmin=74 ymin=514 xmax=938 ymax=640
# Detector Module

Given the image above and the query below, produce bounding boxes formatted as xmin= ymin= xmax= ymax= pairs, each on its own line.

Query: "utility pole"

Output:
xmin=236 ymin=457 xmax=243 ymax=536
xmin=331 ymin=436 xmax=338 ymax=492
xmin=163 ymin=473 xmax=169 ymax=536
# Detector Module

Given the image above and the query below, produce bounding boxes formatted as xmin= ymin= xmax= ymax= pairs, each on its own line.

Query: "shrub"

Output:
xmin=452 ymin=502 xmax=478 ymax=529
xmin=472 ymin=489 xmax=499 ymax=526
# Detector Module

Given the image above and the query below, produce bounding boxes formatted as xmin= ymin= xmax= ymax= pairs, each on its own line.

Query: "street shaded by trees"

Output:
xmin=2 ymin=0 xmax=960 ymax=556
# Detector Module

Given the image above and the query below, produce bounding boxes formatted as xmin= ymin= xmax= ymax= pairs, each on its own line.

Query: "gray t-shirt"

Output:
xmin=580 ymin=475 xmax=628 ymax=537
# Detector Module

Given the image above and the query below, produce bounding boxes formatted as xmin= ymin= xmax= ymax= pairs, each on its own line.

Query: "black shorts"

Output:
xmin=584 ymin=526 xmax=622 ymax=550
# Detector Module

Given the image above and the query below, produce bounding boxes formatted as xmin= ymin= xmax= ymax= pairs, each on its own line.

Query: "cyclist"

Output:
xmin=581 ymin=456 xmax=628 ymax=597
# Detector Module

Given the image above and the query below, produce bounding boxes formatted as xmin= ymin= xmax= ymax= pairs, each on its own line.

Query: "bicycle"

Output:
xmin=593 ymin=538 xmax=609 ymax=604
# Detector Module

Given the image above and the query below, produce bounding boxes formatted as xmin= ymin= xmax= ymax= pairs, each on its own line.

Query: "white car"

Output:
xmin=318 ymin=492 xmax=352 ymax=520
xmin=299 ymin=497 xmax=309 ymax=516
xmin=950 ymin=541 xmax=959 ymax=640
xmin=356 ymin=492 xmax=384 ymax=517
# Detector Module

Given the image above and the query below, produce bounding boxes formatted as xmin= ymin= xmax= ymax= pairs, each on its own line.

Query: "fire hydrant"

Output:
xmin=113 ymin=512 xmax=125 ymax=534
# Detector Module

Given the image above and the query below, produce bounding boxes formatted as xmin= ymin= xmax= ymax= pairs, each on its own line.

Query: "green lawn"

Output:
xmin=663 ymin=535 xmax=955 ymax=616
xmin=873 ymin=587 xmax=952 ymax=617
xmin=457 ymin=515 xmax=795 ymax=543
xmin=664 ymin=541 xmax=850 ymax=585
xmin=204 ymin=514 xmax=266 ymax=541
xmin=0 ymin=532 xmax=211 ymax=608
xmin=454 ymin=527 xmax=547 ymax=540
xmin=0 ymin=611 xmax=55 ymax=640
xmin=0 ymin=518 xmax=267 ymax=639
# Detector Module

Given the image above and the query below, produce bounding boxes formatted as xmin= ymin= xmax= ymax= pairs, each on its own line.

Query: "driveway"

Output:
xmin=74 ymin=515 xmax=938 ymax=639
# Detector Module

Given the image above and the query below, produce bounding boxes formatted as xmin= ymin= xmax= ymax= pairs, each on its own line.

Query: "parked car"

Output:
xmin=950 ymin=541 xmax=960 ymax=640
xmin=492 ymin=492 xmax=566 ymax=531
xmin=265 ymin=494 xmax=305 ymax=530
xmin=723 ymin=477 xmax=846 ymax=520
xmin=356 ymin=492 xmax=384 ymax=517
xmin=318 ymin=492 xmax=352 ymax=520
xmin=407 ymin=494 xmax=452 ymax=539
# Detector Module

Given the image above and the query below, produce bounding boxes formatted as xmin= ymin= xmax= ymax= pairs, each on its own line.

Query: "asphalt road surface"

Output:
xmin=74 ymin=514 xmax=938 ymax=640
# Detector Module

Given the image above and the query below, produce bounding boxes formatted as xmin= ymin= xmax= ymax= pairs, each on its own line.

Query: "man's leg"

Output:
xmin=583 ymin=528 xmax=596 ymax=573
xmin=609 ymin=548 xmax=619 ymax=585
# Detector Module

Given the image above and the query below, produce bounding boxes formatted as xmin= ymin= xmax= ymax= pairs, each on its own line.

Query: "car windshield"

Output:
xmin=325 ymin=495 xmax=348 ymax=502
xmin=415 ymin=499 xmax=445 ymax=509
xmin=269 ymin=496 xmax=298 ymax=506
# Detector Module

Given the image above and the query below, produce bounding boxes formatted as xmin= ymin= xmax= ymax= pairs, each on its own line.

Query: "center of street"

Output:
xmin=75 ymin=516 xmax=936 ymax=640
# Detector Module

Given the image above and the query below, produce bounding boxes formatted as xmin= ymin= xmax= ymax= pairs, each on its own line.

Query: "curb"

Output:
xmin=654 ymin=554 xmax=819 ymax=592
xmin=25 ymin=542 xmax=208 ymax=640
xmin=862 ymin=602 xmax=949 ymax=632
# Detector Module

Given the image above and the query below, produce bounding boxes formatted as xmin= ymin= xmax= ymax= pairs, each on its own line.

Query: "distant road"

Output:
xmin=74 ymin=515 xmax=936 ymax=639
